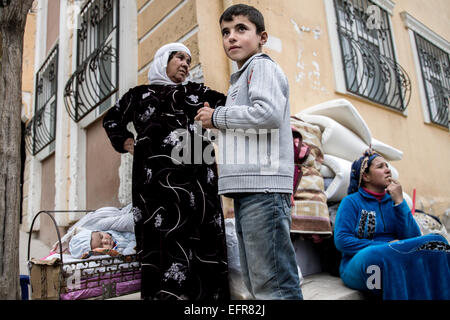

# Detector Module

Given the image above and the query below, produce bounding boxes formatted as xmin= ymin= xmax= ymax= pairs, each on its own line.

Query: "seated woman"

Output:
xmin=69 ymin=228 xmax=136 ymax=259
xmin=334 ymin=149 xmax=450 ymax=299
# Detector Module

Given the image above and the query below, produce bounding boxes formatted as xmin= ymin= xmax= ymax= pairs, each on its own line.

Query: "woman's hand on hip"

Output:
xmin=124 ymin=138 xmax=135 ymax=155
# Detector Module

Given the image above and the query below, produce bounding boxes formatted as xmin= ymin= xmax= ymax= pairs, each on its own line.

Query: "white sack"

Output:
xmin=372 ymin=138 xmax=403 ymax=161
xmin=297 ymin=114 xmax=368 ymax=162
xmin=297 ymin=98 xmax=372 ymax=145
xmin=321 ymin=155 xmax=352 ymax=202
xmin=297 ymin=99 xmax=403 ymax=161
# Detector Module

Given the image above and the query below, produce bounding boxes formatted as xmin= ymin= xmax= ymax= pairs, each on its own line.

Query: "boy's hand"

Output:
xmin=386 ymin=178 xmax=403 ymax=205
xmin=195 ymin=102 xmax=214 ymax=129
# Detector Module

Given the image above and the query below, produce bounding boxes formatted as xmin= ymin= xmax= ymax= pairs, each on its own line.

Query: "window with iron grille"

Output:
xmin=25 ymin=45 xmax=58 ymax=155
xmin=334 ymin=0 xmax=411 ymax=111
xmin=64 ymin=0 xmax=119 ymax=122
xmin=414 ymin=33 xmax=449 ymax=128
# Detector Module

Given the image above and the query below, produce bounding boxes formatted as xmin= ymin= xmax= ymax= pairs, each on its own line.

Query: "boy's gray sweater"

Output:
xmin=212 ymin=53 xmax=294 ymax=195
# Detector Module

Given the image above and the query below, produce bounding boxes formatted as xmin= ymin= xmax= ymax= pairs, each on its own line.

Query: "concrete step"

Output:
xmin=108 ymin=273 xmax=365 ymax=300
xmin=301 ymin=272 xmax=365 ymax=300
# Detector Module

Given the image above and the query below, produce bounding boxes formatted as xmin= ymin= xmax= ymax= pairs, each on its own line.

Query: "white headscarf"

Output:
xmin=147 ymin=42 xmax=192 ymax=85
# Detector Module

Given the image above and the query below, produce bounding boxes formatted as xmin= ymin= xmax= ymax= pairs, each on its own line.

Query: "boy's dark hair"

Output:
xmin=219 ymin=4 xmax=265 ymax=34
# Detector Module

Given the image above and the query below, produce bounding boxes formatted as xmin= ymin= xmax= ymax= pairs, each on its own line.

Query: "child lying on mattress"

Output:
xmin=50 ymin=204 xmax=136 ymax=261
xmin=69 ymin=228 xmax=136 ymax=259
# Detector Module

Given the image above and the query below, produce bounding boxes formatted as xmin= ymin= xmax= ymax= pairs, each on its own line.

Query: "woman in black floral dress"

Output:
xmin=103 ymin=43 xmax=229 ymax=300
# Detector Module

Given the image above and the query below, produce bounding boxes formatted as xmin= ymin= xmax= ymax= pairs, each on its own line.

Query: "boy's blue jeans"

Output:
xmin=232 ymin=193 xmax=303 ymax=300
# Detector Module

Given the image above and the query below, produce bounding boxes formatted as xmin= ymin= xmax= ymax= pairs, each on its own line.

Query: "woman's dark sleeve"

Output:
xmin=202 ymin=85 xmax=226 ymax=109
xmin=103 ymin=88 xmax=136 ymax=153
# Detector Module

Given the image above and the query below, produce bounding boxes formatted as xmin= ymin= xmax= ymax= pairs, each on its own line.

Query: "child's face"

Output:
xmin=220 ymin=15 xmax=267 ymax=69
xmin=91 ymin=231 xmax=114 ymax=250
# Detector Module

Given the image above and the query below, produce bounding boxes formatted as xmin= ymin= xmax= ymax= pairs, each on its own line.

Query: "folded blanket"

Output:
xmin=290 ymin=117 xmax=332 ymax=236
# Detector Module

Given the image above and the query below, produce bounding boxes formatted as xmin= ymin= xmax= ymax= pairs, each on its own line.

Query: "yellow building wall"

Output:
xmin=137 ymin=0 xmax=200 ymax=85
xmin=135 ymin=0 xmax=450 ymax=217
xmin=21 ymin=10 xmax=37 ymax=229
xmin=364 ymin=0 xmax=450 ymax=216
xmin=22 ymin=11 xmax=37 ymax=121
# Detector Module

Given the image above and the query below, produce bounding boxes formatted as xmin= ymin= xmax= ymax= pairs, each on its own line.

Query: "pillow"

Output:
xmin=321 ymin=155 xmax=352 ymax=202
xmin=297 ymin=98 xmax=372 ymax=145
xmin=403 ymin=192 xmax=412 ymax=210
xmin=296 ymin=114 xmax=369 ymax=162
xmin=388 ymin=162 xmax=399 ymax=180
xmin=372 ymin=138 xmax=403 ymax=161
xmin=298 ymin=99 xmax=403 ymax=162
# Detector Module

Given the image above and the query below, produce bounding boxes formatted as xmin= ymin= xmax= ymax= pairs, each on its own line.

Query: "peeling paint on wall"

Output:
xmin=290 ymin=19 xmax=326 ymax=93
xmin=309 ymin=60 xmax=326 ymax=93
xmin=295 ymin=48 xmax=305 ymax=83
xmin=291 ymin=19 xmax=302 ymax=36
xmin=313 ymin=26 xmax=321 ymax=40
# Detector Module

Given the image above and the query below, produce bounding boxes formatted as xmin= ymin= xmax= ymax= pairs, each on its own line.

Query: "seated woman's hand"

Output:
xmin=385 ymin=178 xmax=403 ymax=205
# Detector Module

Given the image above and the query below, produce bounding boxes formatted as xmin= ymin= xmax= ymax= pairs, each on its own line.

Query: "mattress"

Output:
xmin=43 ymin=253 xmax=141 ymax=300
xmin=297 ymin=99 xmax=403 ymax=161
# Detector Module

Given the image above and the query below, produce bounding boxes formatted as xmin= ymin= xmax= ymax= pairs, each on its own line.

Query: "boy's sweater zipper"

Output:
xmin=379 ymin=202 xmax=386 ymax=232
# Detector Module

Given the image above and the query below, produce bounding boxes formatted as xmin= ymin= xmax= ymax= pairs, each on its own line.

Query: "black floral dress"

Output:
xmin=103 ymin=82 xmax=229 ymax=300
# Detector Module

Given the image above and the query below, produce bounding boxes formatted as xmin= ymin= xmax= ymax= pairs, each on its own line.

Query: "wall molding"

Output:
xmin=372 ymin=0 xmax=395 ymax=15
xmin=400 ymin=11 xmax=450 ymax=54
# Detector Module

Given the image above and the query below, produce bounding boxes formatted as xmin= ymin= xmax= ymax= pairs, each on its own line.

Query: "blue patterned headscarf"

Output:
xmin=347 ymin=149 xmax=381 ymax=195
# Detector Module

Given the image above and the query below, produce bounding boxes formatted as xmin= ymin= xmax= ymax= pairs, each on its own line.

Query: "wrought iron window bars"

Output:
xmin=414 ymin=33 xmax=449 ymax=128
xmin=334 ymin=0 xmax=411 ymax=111
xmin=25 ymin=45 xmax=58 ymax=155
xmin=64 ymin=0 xmax=119 ymax=122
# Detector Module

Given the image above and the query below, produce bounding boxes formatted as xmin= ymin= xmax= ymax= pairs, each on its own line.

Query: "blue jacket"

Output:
xmin=334 ymin=187 xmax=421 ymax=275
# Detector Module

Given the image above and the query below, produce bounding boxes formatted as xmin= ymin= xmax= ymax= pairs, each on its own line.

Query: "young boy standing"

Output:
xmin=195 ymin=4 xmax=303 ymax=300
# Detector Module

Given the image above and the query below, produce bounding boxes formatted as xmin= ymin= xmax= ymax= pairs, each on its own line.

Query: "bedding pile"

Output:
xmin=290 ymin=117 xmax=332 ymax=235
